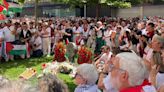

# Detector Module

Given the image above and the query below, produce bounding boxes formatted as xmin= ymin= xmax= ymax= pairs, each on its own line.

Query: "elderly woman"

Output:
xmin=74 ymin=63 xmax=100 ymax=92
xmin=149 ymin=47 xmax=164 ymax=92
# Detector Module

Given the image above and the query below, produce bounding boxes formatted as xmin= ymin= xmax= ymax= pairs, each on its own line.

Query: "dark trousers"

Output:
xmin=32 ymin=49 xmax=43 ymax=57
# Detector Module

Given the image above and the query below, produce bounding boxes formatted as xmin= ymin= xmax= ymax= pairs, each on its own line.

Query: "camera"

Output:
xmin=90 ymin=25 xmax=95 ymax=30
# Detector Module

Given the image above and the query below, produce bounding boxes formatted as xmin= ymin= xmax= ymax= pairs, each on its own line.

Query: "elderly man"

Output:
xmin=102 ymin=52 xmax=154 ymax=92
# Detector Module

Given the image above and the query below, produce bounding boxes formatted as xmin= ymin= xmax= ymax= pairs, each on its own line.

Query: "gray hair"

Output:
xmin=77 ymin=63 xmax=98 ymax=85
xmin=152 ymin=34 xmax=164 ymax=44
xmin=116 ymin=52 xmax=148 ymax=86
xmin=0 ymin=79 xmax=38 ymax=92
xmin=38 ymin=74 xmax=68 ymax=92
xmin=0 ymin=76 xmax=9 ymax=88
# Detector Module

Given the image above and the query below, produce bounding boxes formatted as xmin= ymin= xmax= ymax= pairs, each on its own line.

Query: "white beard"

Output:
xmin=109 ymin=72 xmax=122 ymax=90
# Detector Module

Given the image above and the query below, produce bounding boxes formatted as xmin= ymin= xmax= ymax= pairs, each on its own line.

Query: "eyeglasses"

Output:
xmin=74 ymin=72 xmax=83 ymax=78
xmin=108 ymin=64 xmax=125 ymax=73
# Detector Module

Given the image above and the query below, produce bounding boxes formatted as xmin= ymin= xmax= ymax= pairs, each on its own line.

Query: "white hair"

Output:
xmin=97 ymin=21 xmax=102 ymax=25
xmin=77 ymin=63 xmax=98 ymax=85
xmin=0 ymin=80 xmax=38 ymax=92
xmin=0 ymin=76 xmax=9 ymax=88
xmin=116 ymin=52 xmax=148 ymax=86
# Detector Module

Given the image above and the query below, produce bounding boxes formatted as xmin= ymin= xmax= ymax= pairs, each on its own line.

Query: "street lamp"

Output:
xmin=82 ymin=0 xmax=87 ymax=18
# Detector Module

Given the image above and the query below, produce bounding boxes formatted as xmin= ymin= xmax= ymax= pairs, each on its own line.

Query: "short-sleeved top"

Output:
xmin=99 ymin=52 xmax=113 ymax=63
xmin=97 ymin=28 xmax=104 ymax=38
xmin=104 ymin=30 xmax=116 ymax=41
xmin=143 ymin=46 xmax=153 ymax=62
xmin=73 ymin=27 xmax=82 ymax=37
xmin=29 ymin=28 xmax=37 ymax=34
xmin=33 ymin=36 xmax=42 ymax=51
xmin=3 ymin=26 xmax=15 ymax=42
xmin=41 ymin=27 xmax=51 ymax=37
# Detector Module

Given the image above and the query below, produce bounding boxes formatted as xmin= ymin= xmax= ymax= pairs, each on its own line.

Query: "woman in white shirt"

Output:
xmin=41 ymin=22 xmax=51 ymax=56
xmin=73 ymin=22 xmax=82 ymax=44
xmin=103 ymin=25 xmax=116 ymax=51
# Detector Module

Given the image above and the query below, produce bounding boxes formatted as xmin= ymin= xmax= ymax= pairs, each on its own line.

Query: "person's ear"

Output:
xmin=120 ymin=71 xmax=128 ymax=82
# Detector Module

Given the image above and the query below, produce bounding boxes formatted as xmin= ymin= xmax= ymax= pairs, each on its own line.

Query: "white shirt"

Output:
xmin=50 ymin=24 xmax=55 ymax=29
xmin=82 ymin=31 xmax=89 ymax=38
xmin=73 ymin=26 xmax=83 ymax=37
xmin=143 ymin=46 xmax=153 ymax=62
xmin=33 ymin=36 xmax=42 ymax=50
xmin=3 ymin=26 xmax=15 ymax=42
xmin=46 ymin=27 xmax=51 ymax=37
xmin=23 ymin=30 xmax=27 ymax=37
xmin=29 ymin=28 xmax=36 ymax=34
xmin=41 ymin=27 xmax=51 ymax=37
xmin=82 ymin=25 xmax=90 ymax=38
xmin=99 ymin=52 xmax=113 ymax=63
xmin=156 ymin=73 xmax=164 ymax=89
xmin=142 ymin=29 xmax=147 ymax=35
xmin=97 ymin=27 xmax=104 ymax=38
xmin=104 ymin=30 xmax=116 ymax=40
xmin=120 ymin=26 xmax=131 ymax=36
xmin=0 ymin=29 xmax=4 ymax=39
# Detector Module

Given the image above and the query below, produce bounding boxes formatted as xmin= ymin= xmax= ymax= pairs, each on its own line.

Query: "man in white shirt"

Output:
xmin=31 ymin=32 xmax=43 ymax=57
xmin=3 ymin=20 xmax=16 ymax=61
xmin=3 ymin=20 xmax=16 ymax=42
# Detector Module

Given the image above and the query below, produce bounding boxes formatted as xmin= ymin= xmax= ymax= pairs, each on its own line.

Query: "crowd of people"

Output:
xmin=0 ymin=16 xmax=164 ymax=92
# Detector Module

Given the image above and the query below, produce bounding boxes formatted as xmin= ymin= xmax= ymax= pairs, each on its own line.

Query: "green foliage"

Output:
xmin=18 ymin=0 xmax=25 ymax=3
xmin=51 ymin=0 xmax=130 ymax=8
xmin=107 ymin=1 xmax=131 ymax=8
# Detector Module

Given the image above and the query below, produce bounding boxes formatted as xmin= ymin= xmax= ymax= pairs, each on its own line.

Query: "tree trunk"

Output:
xmin=35 ymin=0 xmax=38 ymax=28
xmin=96 ymin=3 xmax=100 ymax=18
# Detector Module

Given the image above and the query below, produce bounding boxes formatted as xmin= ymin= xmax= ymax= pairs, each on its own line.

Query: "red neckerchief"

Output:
xmin=147 ymin=31 xmax=154 ymax=38
xmin=120 ymin=79 xmax=151 ymax=92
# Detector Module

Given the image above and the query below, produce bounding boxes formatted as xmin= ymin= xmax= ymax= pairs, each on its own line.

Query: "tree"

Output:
xmin=18 ymin=0 xmax=25 ymax=3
